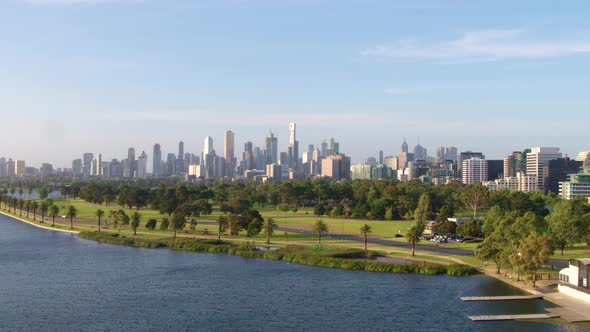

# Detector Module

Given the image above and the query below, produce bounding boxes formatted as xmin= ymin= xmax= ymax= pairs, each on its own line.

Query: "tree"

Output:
xmin=414 ymin=193 xmax=432 ymax=224
xmin=160 ymin=218 xmax=170 ymax=231
xmin=66 ymin=205 xmax=77 ymax=230
xmin=462 ymin=184 xmax=489 ymax=218
xmin=217 ymin=215 xmax=227 ymax=240
xmin=313 ymin=204 xmax=326 ymax=217
xmin=131 ymin=212 xmax=141 ymax=236
xmin=39 ymin=201 xmax=49 ymax=223
xmin=547 ymin=200 xmax=585 ymax=255
xmin=25 ymin=200 xmax=31 ymax=218
xmin=96 ymin=209 xmax=105 ymax=232
xmin=30 ymin=201 xmax=39 ymax=221
xmin=49 ymin=204 xmax=60 ymax=227
xmin=360 ymin=224 xmax=372 ymax=251
xmin=475 ymin=235 xmax=503 ymax=273
xmin=312 ymin=220 xmax=328 ymax=244
xmin=37 ymin=187 xmax=49 ymax=200
xmin=516 ymin=232 xmax=553 ymax=287
xmin=406 ymin=222 xmax=425 ymax=256
xmin=18 ymin=199 xmax=24 ymax=216
xmin=171 ymin=212 xmax=186 ymax=238
xmin=263 ymin=218 xmax=277 ymax=244
xmin=145 ymin=219 xmax=157 ymax=230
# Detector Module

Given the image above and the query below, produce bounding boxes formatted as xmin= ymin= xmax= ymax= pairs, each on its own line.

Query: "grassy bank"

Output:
xmin=79 ymin=231 xmax=478 ymax=276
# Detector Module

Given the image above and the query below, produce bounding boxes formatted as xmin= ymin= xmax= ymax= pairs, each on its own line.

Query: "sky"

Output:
xmin=1 ymin=0 xmax=590 ymax=168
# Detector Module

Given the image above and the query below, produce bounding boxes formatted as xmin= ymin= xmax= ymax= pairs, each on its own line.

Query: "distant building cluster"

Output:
xmin=2 ymin=122 xmax=590 ymax=202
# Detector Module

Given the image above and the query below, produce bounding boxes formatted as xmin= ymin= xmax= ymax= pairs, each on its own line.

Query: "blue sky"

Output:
xmin=1 ymin=0 xmax=589 ymax=168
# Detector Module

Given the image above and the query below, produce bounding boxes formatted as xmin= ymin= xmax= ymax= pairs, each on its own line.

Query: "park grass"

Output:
xmin=78 ymin=231 xmax=478 ymax=276
xmin=551 ymin=243 xmax=590 ymax=259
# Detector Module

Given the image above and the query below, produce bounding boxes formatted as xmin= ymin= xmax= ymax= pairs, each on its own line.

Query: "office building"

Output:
xmin=224 ymin=130 xmax=236 ymax=177
xmin=526 ymin=147 xmax=562 ymax=191
xmin=72 ymin=159 xmax=83 ymax=177
xmin=153 ymin=144 xmax=162 ymax=177
xmin=265 ymin=132 xmax=278 ymax=165
xmin=401 ymin=138 xmax=408 ymax=154
xmin=137 ymin=151 xmax=148 ymax=178
xmin=83 ymin=153 xmax=93 ymax=177
xmin=545 ymin=157 xmax=582 ymax=194
xmin=559 ymin=167 xmax=590 ymax=201
xmin=384 ymin=156 xmax=399 ymax=170
xmin=288 ymin=122 xmax=299 ymax=168
xmin=351 ymin=164 xmax=373 ymax=180
xmin=462 ymin=158 xmax=488 ymax=185
xmin=321 ymin=153 xmax=350 ymax=180
xmin=486 ymin=160 xmax=504 ymax=181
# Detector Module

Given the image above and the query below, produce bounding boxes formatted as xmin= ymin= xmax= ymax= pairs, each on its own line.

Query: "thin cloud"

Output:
xmin=362 ymin=29 xmax=590 ymax=61
xmin=384 ymin=84 xmax=459 ymax=95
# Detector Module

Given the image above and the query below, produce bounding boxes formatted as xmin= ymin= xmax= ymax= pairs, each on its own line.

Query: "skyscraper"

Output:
xmin=243 ymin=141 xmax=255 ymax=171
xmin=379 ymin=150 xmax=384 ymax=165
xmin=178 ymin=141 xmax=184 ymax=161
xmin=137 ymin=151 xmax=148 ymax=178
xmin=527 ymin=147 xmax=562 ymax=191
xmin=224 ymin=131 xmax=234 ymax=161
xmin=127 ymin=147 xmax=136 ymax=178
xmin=265 ymin=131 xmax=278 ymax=165
xmin=153 ymin=143 xmax=162 ymax=177
xmin=288 ymin=122 xmax=299 ymax=168
xmin=83 ymin=153 xmax=94 ymax=177
xmin=224 ymin=130 xmax=235 ymax=178
xmin=462 ymin=158 xmax=488 ymax=185
xmin=401 ymin=138 xmax=409 ymax=154
xmin=203 ymin=136 xmax=214 ymax=155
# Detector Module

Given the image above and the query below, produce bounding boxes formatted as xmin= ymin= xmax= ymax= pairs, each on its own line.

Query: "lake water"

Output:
xmin=0 ymin=214 xmax=587 ymax=332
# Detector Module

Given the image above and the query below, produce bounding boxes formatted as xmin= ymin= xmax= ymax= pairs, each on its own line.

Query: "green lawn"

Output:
xmin=551 ymin=243 xmax=590 ymax=259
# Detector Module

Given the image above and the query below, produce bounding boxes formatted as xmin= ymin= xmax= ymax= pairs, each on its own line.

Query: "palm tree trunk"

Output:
xmin=98 ymin=217 xmax=101 ymax=232
xmin=411 ymin=241 xmax=416 ymax=256
xmin=70 ymin=217 xmax=73 ymax=230
xmin=52 ymin=216 xmax=55 ymax=227
xmin=364 ymin=235 xmax=367 ymax=251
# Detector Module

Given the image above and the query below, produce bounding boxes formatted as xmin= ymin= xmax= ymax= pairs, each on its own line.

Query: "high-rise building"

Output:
xmin=178 ymin=141 xmax=184 ymax=161
xmin=462 ymin=158 xmax=488 ymax=185
xmin=224 ymin=131 xmax=236 ymax=177
xmin=321 ymin=153 xmax=350 ymax=180
xmin=414 ymin=144 xmax=427 ymax=161
xmin=379 ymin=150 xmax=384 ymax=165
xmin=153 ymin=143 xmax=162 ymax=177
xmin=265 ymin=132 xmax=278 ymax=165
xmin=203 ymin=136 xmax=214 ymax=155
xmin=445 ymin=147 xmax=458 ymax=162
xmin=328 ymin=138 xmax=339 ymax=155
xmin=503 ymin=150 xmax=529 ymax=178
xmin=15 ymin=160 xmax=25 ymax=176
xmin=351 ymin=164 xmax=373 ymax=180
xmin=526 ymin=147 xmax=562 ymax=191
xmin=0 ymin=158 xmax=6 ymax=178
xmin=127 ymin=148 xmax=136 ymax=178
xmin=320 ymin=140 xmax=328 ymax=157
xmin=486 ymin=160 xmax=504 ymax=181
xmin=288 ymin=122 xmax=299 ymax=168
xmin=166 ymin=153 xmax=176 ymax=176
xmin=72 ymin=159 xmax=83 ymax=177
xmin=137 ymin=151 xmax=148 ymax=178
xmin=83 ymin=153 xmax=94 ymax=177
xmin=458 ymin=151 xmax=484 ymax=174
xmin=224 ymin=131 xmax=234 ymax=160
xmin=384 ymin=156 xmax=399 ymax=170
xmin=243 ymin=141 xmax=255 ymax=171
xmin=545 ymin=157 xmax=582 ymax=194
xmin=401 ymin=138 xmax=409 ymax=154
xmin=6 ymin=159 xmax=15 ymax=177
xmin=435 ymin=146 xmax=445 ymax=163
xmin=559 ymin=167 xmax=590 ymax=200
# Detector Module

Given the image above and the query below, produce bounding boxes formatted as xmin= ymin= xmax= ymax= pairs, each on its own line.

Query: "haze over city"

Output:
xmin=2 ymin=0 xmax=590 ymax=167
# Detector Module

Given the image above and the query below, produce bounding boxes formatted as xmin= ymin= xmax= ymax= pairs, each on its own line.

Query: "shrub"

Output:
xmin=160 ymin=218 xmax=169 ymax=230
xmin=145 ymin=219 xmax=157 ymax=230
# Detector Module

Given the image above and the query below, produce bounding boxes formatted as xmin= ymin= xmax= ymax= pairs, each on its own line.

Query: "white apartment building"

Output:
xmin=526 ymin=147 xmax=562 ymax=191
xmin=351 ymin=164 xmax=372 ymax=180
xmin=462 ymin=158 xmax=488 ymax=185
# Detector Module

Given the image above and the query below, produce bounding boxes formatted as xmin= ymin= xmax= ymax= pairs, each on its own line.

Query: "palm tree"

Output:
xmin=18 ymin=199 xmax=24 ymax=216
xmin=39 ymin=201 xmax=49 ymax=223
xmin=25 ymin=200 xmax=31 ymax=218
xmin=66 ymin=205 xmax=77 ymax=230
xmin=96 ymin=209 xmax=105 ymax=232
xmin=360 ymin=224 xmax=372 ymax=251
xmin=312 ymin=219 xmax=329 ymax=244
xmin=406 ymin=225 xmax=423 ymax=257
xmin=263 ymin=218 xmax=278 ymax=244
xmin=217 ymin=215 xmax=227 ymax=240
xmin=30 ymin=201 xmax=39 ymax=221
xmin=131 ymin=212 xmax=141 ymax=236
xmin=50 ymin=204 xmax=60 ymax=227
xmin=107 ymin=210 xmax=117 ymax=226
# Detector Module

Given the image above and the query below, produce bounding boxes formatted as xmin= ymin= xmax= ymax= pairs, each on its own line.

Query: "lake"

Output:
xmin=0 ymin=214 xmax=586 ymax=331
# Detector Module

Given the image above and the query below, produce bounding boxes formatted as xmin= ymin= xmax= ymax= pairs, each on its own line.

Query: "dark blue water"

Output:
xmin=0 ymin=214 xmax=586 ymax=332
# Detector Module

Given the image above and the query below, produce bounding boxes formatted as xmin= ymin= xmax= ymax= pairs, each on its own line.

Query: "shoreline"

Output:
xmin=0 ymin=210 xmax=79 ymax=234
xmin=3 ymin=208 xmax=589 ymax=322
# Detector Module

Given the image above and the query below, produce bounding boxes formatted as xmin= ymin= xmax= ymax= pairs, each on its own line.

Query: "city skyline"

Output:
xmin=1 ymin=0 xmax=590 ymax=166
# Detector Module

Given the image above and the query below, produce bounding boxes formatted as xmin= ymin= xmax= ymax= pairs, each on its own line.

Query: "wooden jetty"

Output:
xmin=469 ymin=314 xmax=559 ymax=321
xmin=460 ymin=295 xmax=543 ymax=301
